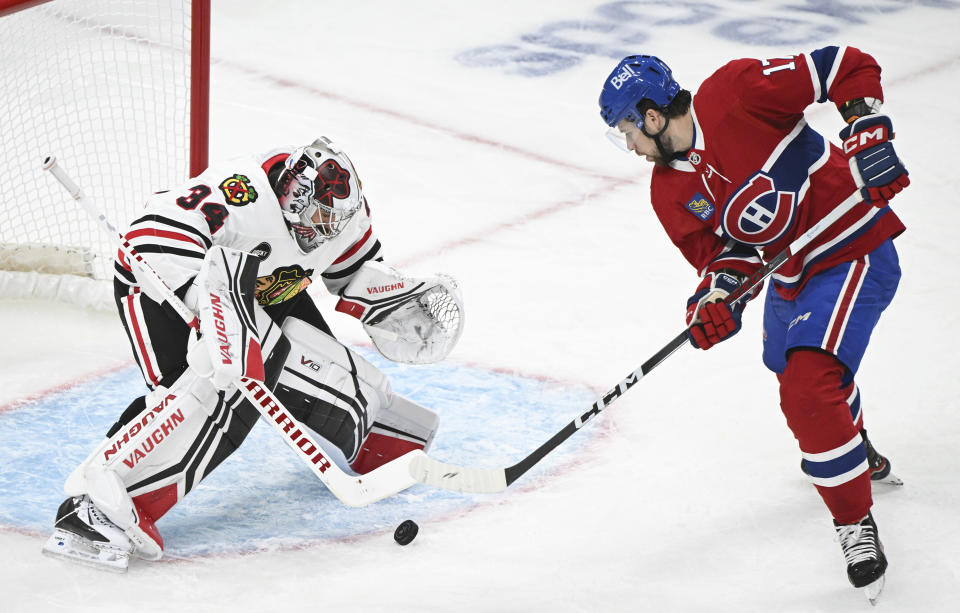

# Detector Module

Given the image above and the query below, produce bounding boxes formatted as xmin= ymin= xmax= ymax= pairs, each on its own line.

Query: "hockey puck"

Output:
xmin=393 ymin=519 xmax=419 ymax=545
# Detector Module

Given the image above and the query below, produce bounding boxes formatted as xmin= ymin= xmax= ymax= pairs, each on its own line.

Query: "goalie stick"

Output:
xmin=43 ymin=155 xmax=421 ymax=507
xmin=406 ymin=189 xmax=869 ymax=494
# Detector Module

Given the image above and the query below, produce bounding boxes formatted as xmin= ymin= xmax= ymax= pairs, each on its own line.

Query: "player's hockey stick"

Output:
xmin=407 ymin=189 xmax=868 ymax=494
xmin=45 ymin=153 xmax=868 ymax=499
xmin=43 ymin=156 xmax=420 ymax=507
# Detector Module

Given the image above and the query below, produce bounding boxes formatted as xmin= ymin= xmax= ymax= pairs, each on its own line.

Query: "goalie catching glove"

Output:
xmin=335 ymin=261 xmax=464 ymax=364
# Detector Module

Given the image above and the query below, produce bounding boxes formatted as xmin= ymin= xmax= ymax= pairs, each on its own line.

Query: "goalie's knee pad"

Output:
xmin=272 ymin=317 xmax=394 ymax=464
xmin=351 ymin=394 xmax=439 ymax=474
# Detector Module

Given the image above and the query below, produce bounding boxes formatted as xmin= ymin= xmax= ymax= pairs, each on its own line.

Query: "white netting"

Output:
xmin=0 ymin=0 xmax=201 ymax=303
xmin=364 ymin=275 xmax=465 ymax=365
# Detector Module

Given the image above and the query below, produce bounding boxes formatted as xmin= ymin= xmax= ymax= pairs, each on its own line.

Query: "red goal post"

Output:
xmin=0 ymin=0 xmax=209 ymax=307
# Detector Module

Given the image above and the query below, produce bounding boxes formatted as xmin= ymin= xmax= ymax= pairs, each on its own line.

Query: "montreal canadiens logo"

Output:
xmin=721 ymin=172 xmax=796 ymax=245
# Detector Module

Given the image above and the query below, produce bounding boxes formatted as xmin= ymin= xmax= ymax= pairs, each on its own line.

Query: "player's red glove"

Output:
xmin=839 ymin=114 xmax=910 ymax=208
xmin=685 ymin=272 xmax=744 ymax=350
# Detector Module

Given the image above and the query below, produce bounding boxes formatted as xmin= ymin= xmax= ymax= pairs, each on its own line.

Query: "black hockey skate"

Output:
xmin=834 ymin=511 xmax=887 ymax=604
xmin=801 ymin=429 xmax=902 ymax=486
xmin=861 ymin=428 xmax=902 ymax=485
xmin=41 ymin=495 xmax=133 ymax=572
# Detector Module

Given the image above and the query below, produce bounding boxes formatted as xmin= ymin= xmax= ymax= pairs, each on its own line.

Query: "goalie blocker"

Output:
xmin=45 ymin=249 xmax=452 ymax=569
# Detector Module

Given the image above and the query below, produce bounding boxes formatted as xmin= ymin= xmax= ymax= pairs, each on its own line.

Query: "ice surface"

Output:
xmin=2 ymin=1 xmax=959 ymax=611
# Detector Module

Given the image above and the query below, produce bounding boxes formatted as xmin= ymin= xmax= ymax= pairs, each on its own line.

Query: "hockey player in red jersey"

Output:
xmin=42 ymin=137 xmax=464 ymax=571
xmin=599 ymin=47 xmax=908 ymax=602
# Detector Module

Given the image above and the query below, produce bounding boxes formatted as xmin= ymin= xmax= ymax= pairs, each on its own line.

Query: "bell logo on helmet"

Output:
xmin=598 ymin=55 xmax=681 ymax=128
xmin=610 ymin=64 xmax=638 ymax=90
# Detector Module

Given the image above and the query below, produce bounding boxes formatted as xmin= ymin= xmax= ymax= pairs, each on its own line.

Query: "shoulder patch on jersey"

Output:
xmin=684 ymin=192 xmax=715 ymax=221
xmin=219 ymin=173 xmax=258 ymax=206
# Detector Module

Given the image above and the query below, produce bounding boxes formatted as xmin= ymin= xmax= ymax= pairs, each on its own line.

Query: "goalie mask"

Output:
xmin=276 ymin=137 xmax=363 ymax=252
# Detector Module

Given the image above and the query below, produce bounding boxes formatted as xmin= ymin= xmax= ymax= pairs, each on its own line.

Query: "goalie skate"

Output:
xmin=41 ymin=496 xmax=133 ymax=573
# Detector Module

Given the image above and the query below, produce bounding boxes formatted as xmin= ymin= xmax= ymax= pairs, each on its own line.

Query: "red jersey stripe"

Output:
xmin=332 ymin=226 xmax=373 ymax=265
xmin=125 ymin=228 xmax=206 ymax=250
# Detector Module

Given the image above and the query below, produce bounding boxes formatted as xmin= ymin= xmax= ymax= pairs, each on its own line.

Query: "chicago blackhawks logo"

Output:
xmin=721 ymin=172 xmax=796 ymax=246
xmin=254 ymin=265 xmax=314 ymax=306
xmin=219 ymin=174 xmax=258 ymax=206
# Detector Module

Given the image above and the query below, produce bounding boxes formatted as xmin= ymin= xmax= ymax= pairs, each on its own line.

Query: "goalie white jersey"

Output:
xmin=44 ymin=138 xmax=465 ymax=572
xmin=114 ymin=148 xmax=383 ymax=306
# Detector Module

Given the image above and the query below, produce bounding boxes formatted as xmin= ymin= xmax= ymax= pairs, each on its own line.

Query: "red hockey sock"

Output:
xmin=779 ymin=349 xmax=872 ymax=524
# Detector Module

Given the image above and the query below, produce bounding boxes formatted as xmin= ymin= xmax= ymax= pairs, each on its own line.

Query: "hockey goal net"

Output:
xmin=0 ymin=0 xmax=209 ymax=307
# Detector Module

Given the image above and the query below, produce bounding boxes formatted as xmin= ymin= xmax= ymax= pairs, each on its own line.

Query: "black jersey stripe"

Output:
xmin=129 ymin=214 xmax=213 ymax=248
xmin=321 ymin=240 xmax=382 ymax=280
xmin=130 ymin=244 xmax=206 ymax=259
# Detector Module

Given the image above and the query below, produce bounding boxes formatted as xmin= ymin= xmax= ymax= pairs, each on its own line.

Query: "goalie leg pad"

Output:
xmin=351 ymin=394 xmax=439 ymax=474
xmin=61 ymin=367 xmax=265 ymax=559
xmin=272 ymin=317 xmax=392 ymax=463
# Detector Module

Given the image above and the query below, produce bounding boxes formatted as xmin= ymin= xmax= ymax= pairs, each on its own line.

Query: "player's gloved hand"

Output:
xmin=685 ymin=272 xmax=744 ymax=350
xmin=839 ymin=114 xmax=909 ymax=208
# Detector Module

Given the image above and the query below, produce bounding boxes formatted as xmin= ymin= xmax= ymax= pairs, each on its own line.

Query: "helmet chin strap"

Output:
xmin=641 ymin=112 xmax=689 ymax=161
xmin=641 ymin=115 xmax=675 ymax=161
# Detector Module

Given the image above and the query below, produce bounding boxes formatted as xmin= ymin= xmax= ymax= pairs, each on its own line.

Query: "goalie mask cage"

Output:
xmin=0 ymin=0 xmax=209 ymax=307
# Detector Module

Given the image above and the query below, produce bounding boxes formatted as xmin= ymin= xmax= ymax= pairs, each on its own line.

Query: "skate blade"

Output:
xmin=872 ymin=471 xmax=904 ymax=486
xmin=863 ymin=575 xmax=885 ymax=606
xmin=42 ymin=529 xmax=130 ymax=573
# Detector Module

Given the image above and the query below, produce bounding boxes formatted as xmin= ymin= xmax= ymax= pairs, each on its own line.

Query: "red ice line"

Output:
xmin=0 ymin=362 xmax=131 ymax=416
xmin=5 ymin=53 xmax=952 ymax=415
xmin=6 ymin=48 xmax=950 ymax=555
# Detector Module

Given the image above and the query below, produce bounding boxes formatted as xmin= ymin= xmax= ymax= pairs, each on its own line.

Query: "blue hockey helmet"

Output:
xmin=599 ymin=55 xmax=681 ymax=128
